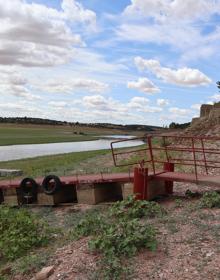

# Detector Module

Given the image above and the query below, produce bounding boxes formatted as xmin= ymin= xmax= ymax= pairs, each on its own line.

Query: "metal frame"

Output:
xmin=111 ymin=135 xmax=220 ymax=180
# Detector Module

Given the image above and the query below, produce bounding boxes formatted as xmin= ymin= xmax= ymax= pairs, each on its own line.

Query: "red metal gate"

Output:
xmin=111 ymin=135 xmax=220 ymax=181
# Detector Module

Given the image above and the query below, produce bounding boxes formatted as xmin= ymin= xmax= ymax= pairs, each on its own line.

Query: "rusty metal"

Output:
xmin=110 ymin=134 xmax=220 ymax=180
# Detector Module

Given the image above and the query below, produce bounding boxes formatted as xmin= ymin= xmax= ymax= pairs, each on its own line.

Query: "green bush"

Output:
xmin=73 ymin=196 xmax=159 ymax=279
xmin=73 ymin=211 xmax=104 ymax=238
xmin=109 ymin=195 xmax=165 ymax=219
xmin=89 ymin=218 xmax=156 ymax=257
xmin=199 ymin=191 xmax=220 ymax=208
xmin=0 ymin=206 xmax=50 ymax=260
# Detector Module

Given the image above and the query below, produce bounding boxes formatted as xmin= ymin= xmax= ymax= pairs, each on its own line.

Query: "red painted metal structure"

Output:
xmin=1 ymin=134 xmax=220 ymax=203
xmin=0 ymin=173 xmax=134 ymax=190
xmin=111 ymin=135 xmax=220 ymax=199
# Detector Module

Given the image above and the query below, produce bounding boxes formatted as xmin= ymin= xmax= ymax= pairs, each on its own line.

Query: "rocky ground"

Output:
xmin=3 ymin=137 xmax=220 ymax=280
xmin=10 ymin=180 xmax=219 ymax=280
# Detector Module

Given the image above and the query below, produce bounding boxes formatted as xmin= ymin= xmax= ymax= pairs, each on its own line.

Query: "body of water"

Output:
xmin=0 ymin=136 xmax=143 ymax=162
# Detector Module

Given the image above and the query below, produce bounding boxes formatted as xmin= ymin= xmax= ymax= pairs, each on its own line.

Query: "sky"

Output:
xmin=0 ymin=0 xmax=220 ymax=126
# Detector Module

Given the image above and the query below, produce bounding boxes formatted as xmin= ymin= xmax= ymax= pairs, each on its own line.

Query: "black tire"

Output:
xmin=19 ymin=177 xmax=38 ymax=203
xmin=42 ymin=175 xmax=61 ymax=195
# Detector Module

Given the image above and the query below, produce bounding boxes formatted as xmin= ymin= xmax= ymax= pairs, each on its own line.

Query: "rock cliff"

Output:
xmin=187 ymin=102 xmax=220 ymax=135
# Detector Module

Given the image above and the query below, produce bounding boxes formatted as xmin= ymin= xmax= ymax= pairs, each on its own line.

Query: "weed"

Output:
xmin=12 ymin=253 xmax=49 ymax=275
xmin=72 ymin=196 xmax=159 ymax=279
xmin=109 ymin=195 xmax=165 ymax=219
xmin=73 ymin=212 xmax=105 ymax=238
xmin=185 ymin=189 xmax=200 ymax=198
xmin=0 ymin=206 xmax=50 ymax=260
xmin=174 ymin=199 xmax=183 ymax=208
xmin=199 ymin=191 xmax=220 ymax=208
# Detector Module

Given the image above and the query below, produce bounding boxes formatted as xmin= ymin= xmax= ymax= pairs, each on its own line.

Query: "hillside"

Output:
xmin=0 ymin=117 xmax=162 ymax=132
xmin=187 ymin=102 xmax=220 ymax=136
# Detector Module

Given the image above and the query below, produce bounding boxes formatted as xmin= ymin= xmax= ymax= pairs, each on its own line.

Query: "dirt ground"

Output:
xmin=13 ymin=181 xmax=219 ymax=280
xmin=7 ymin=138 xmax=220 ymax=279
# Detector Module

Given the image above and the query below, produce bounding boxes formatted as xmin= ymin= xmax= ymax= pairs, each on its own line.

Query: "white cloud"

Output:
xmin=134 ymin=57 xmax=211 ymax=87
xmin=0 ymin=67 xmax=41 ymax=100
xmin=117 ymin=1 xmax=220 ymax=63
xmin=127 ymin=77 xmax=160 ymax=94
xmin=123 ymin=0 xmax=219 ymax=22
xmin=128 ymin=97 xmax=162 ymax=113
xmin=48 ymin=101 xmax=68 ymax=108
xmin=157 ymin=99 xmax=169 ymax=106
xmin=39 ymin=78 xmax=109 ymax=94
xmin=191 ymin=103 xmax=201 ymax=110
xmin=210 ymin=94 xmax=220 ymax=102
xmin=169 ymin=107 xmax=191 ymax=115
xmin=0 ymin=0 xmax=96 ymax=67
xmin=128 ymin=97 xmax=149 ymax=109
xmin=62 ymin=0 xmax=96 ymax=28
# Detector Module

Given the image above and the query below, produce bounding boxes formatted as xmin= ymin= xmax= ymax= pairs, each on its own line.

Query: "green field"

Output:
xmin=0 ymin=124 xmax=101 ymax=145
xmin=0 ymin=149 xmax=112 ymax=179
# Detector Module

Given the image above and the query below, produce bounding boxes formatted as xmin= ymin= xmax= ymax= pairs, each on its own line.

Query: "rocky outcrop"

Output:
xmin=187 ymin=102 xmax=220 ymax=135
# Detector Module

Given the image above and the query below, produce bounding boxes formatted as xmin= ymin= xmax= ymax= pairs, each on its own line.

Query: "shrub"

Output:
xmin=109 ymin=195 xmax=165 ymax=219
xmin=73 ymin=196 xmax=159 ymax=279
xmin=199 ymin=191 xmax=220 ymax=208
xmin=0 ymin=206 xmax=50 ymax=260
xmin=73 ymin=211 xmax=104 ymax=238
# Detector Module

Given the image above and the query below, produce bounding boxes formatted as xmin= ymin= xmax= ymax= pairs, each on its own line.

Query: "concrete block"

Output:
xmin=2 ymin=188 xmax=22 ymax=205
xmin=0 ymin=189 xmax=4 ymax=204
xmin=122 ymin=183 xmax=133 ymax=199
xmin=0 ymin=169 xmax=23 ymax=177
xmin=147 ymin=179 xmax=167 ymax=200
xmin=77 ymin=182 xmax=123 ymax=205
xmin=37 ymin=185 xmax=77 ymax=206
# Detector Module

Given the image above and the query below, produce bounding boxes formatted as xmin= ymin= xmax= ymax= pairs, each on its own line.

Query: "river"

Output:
xmin=0 ymin=136 xmax=143 ymax=162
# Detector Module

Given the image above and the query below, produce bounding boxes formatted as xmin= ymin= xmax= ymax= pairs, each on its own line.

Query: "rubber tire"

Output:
xmin=19 ymin=177 xmax=38 ymax=202
xmin=42 ymin=175 xmax=61 ymax=195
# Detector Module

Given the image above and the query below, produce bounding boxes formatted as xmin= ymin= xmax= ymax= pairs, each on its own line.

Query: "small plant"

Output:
xmin=72 ymin=196 xmax=159 ymax=279
xmin=174 ymin=198 xmax=183 ymax=208
xmin=199 ymin=191 xmax=220 ymax=208
xmin=12 ymin=253 xmax=50 ymax=275
xmin=0 ymin=206 xmax=50 ymax=260
xmin=109 ymin=195 xmax=165 ymax=219
xmin=185 ymin=189 xmax=200 ymax=198
xmin=73 ymin=211 xmax=105 ymax=238
xmin=89 ymin=218 xmax=157 ymax=256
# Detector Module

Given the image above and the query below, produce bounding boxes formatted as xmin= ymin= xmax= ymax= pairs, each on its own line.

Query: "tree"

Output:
xmin=217 ymin=81 xmax=220 ymax=91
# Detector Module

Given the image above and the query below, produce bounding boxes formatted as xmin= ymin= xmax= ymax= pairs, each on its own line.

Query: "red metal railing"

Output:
xmin=111 ymin=135 xmax=220 ymax=180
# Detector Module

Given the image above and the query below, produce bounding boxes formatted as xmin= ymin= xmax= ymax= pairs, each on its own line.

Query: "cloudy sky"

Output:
xmin=0 ymin=0 xmax=220 ymax=126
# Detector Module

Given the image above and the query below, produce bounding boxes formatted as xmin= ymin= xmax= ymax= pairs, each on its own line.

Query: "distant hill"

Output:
xmin=0 ymin=117 xmax=162 ymax=132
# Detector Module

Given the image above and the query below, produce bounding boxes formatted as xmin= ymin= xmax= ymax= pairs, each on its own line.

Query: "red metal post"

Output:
xmin=133 ymin=167 xmax=148 ymax=200
xmin=163 ymin=162 xmax=174 ymax=194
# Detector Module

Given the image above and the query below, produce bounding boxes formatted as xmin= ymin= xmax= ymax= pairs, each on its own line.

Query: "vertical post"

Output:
xmin=163 ymin=162 xmax=174 ymax=194
xmin=191 ymin=137 xmax=198 ymax=181
xmin=147 ymin=136 xmax=155 ymax=174
xmin=201 ymin=138 xmax=208 ymax=175
xmin=133 ymin=167 xmax=148 ymax=200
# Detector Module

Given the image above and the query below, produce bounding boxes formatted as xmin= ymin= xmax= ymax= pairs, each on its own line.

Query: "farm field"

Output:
xmin=0 ymin=123 xmax=142 ymax=146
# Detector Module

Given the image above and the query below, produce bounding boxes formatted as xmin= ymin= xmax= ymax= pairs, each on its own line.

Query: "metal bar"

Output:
xmin=201 ymin=138 xmax=208 ymax=175
xmin=163 ymin=136 xmax=170 ymax=163
xmin=191 ymin=138 xmax=198 ymax=180
xmin=151 ymin=146 xmax=220 ymax=154
xmin=147 ymin=136 xmax=156 ymax=174
xmin=113 ymin=147 xmax=149 ymax=156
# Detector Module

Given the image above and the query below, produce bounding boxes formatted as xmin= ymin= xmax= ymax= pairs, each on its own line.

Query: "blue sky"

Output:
xmin=0 ymin=0 xmax=220 ymax=126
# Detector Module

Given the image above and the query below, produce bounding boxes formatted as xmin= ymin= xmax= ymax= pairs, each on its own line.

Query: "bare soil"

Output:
xmin=13 ymin=181 xmax=219 ymax=280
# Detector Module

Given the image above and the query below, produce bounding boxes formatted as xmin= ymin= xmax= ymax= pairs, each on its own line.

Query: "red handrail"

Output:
xmin=111 ymin=135 xmax=220 ymax=179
